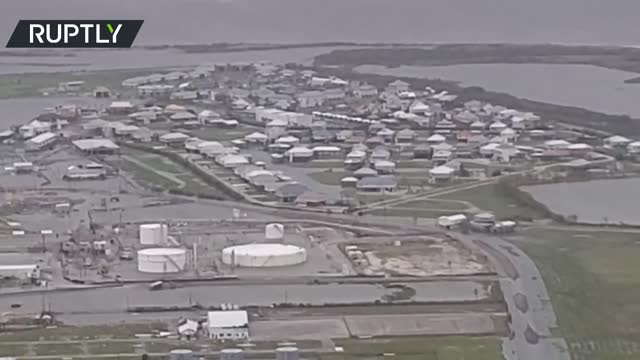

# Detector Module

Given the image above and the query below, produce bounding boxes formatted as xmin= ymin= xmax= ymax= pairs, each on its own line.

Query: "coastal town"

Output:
xmin=0 ymin=56 xmax=639 ymax=360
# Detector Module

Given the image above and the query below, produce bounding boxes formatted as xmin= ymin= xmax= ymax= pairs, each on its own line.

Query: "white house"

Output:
xmin=296 ymin=91 xmax=324 ymax=108
xmin=426 ymin=134 xmax=446 ymax=144
xmin=206 ymin=311 xmax=249 ymax=340
xmin=627 ymin=141 xmax=640 ymax=154
xmin=604 ymin=135 xmax=632 ymax=148
xmin=25 ymin=132 xmax=57 ymax=151
xmin=429 ymin=165 xmax=455 ymax=181
xmin=544 ymin=139 xmax=571 ymax=150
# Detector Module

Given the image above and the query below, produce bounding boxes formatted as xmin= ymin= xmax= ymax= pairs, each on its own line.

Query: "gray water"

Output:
xmin=0 ymin=46 xmax=353 ymax=74
xmin=355 ymin=64 xmax=640 ymax=118
xmin=2 ymin=0 xmax=640 ymax=46
xmin=523 ymin=178 xmax=640 ymax=225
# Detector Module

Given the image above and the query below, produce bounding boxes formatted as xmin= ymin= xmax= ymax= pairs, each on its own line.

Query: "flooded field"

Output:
xmin=522 ymin=178 xmax=640 ymax=225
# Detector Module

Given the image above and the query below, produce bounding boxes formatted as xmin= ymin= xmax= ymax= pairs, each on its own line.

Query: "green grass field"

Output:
xmin=324 ymin=336 xmax=502 ymax=360
xmin=195 ymin=127 xmax=256 ymax=141
xmin=435 ymin=183 xmax=546 ymax=220
xmin=515 ymin=228 xmax=640 ymax=360
xmin=401 ymin=199 xmax=469 ymax=211
xmin=308 ymin=170 xmax=350 ymax=185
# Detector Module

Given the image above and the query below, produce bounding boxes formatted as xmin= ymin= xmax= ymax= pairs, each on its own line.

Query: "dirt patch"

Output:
xmin=347 ymin=236 xmax=493 ymax=276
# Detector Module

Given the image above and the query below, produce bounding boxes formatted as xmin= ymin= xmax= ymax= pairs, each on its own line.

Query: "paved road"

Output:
xmin=457 ymin=232 xmax=571 ymax=360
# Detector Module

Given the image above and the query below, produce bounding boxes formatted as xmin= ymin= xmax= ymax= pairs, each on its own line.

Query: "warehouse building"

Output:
xmin=206 ymin=310 xmax=249 ymax=340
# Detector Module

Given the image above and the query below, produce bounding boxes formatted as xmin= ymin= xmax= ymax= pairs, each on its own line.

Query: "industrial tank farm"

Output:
xmin=222 ymin=244 xmax=307 ymax=267
xmin=137 ymin=248 xmax=187 ymax=273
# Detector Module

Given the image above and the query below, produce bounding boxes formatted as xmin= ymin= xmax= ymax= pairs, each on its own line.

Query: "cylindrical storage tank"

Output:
xmin=222 ymin=244 xmax=307 ymax=267
xmin=137 ymin=248 xmax=187 ymax=273
xmin=170 ymin=349 xmax=194 ymax=360
xmin=220 ymin=348 xmax=244 ymax=360
xmin=275 ymin=347 xmax=299 ymax=360
xmin=139 ymin=223 xmax=168 ymax=245
xmin=265 ymin=223 xmax=285 ymax=241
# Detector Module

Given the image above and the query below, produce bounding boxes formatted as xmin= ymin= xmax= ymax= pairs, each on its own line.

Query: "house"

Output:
xmin=426 ymin=134 xmax=447 ymax=145
xmin=295 ymin=191 xmax=329 ymax=207
xmin=627 ymin=141 xmax=640 ymax=154
xmin=285 ymin=146 xmax=314 ymax=162
xmin=604 ymin=135 xmax=632 ymax=148
xmin=25 ymin=132 xmax=58 ymax=151
xmin=374 ymin=160 xmax=396 ymax=174
xmin=356 ymin=175 xmax=398 ymax=193
xmin=178 ymin=319 xmax=199 ymax=339
xmin=108 ymin=101 xmax=135 ymax=114
xmin=409 ymin=100 xmax=430 ymax=114
xmin=567 ymin=143 xmax=593 ymax=156
xmin=159 ymin=132 xmax=190 ymax=145
xmin=244 ymin=132 xmax=268 ymax=145
xmin=312 ymin=146 xmax=342 ymax=159
xmin=19 ymin=120 xmax=52 ymax=138
xmin=470 ymin=121 xmax=486 ymax=132
xmin=375 ymin=128 xmax=394 ymax=144
xmin=386 ymin=80 xmax=410 ymax=94
xmin=170 ymin=111 xmax=197 ymax=122
xmin=395 ymin=129 xmax=416 ymax=144
xmin=370 ymin=147 xmax=391 ymax=161
xmin=353 ymin=167 xmax=378 ymax=179
xmin=413 ymin=144 xmax=432 ymax=159
xmin=500 ymin=128 xmax=517 ymax=142
xmin=544 ymin=139 xmax=571 ymax=150
xmin=206 ymin=311 xmax=248 ymax=340
xmin=353 ymin=84 xmax=378 ymax=98
xmin=137 ymin=84 xmax=174 ymax=97
xmin=198 ymin=110 xmax=220 ymax=124
xmin=72 ymin=138 xmax=119 ymax=154
xmin=274 ymin=183 xmax=310 ymax=202
xmin=489 ymin=121 xmax=507 ymax=134
xmin=93 ymin=86 xmax=111 ymax=98
xmin=218 ymin=155 xmax=249 ymax=168
xmin=275 ymin=135 xmax=300 ymax=146
xmin=432 ymin=150 xmax=453 ymax=164
xmin=170 ymin=91 xmax=198 ymax=101
xmin=296 ymin=91 xmax=324 ymax=108
xmin=429 ymin=165 xmax=455 ymax=182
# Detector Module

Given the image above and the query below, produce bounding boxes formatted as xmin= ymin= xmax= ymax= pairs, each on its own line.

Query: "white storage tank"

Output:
xmin=170 ymin=349 xmax=194 ymax=360
xmin=265 ymin=223 xmax=285 ymax=241
xmin=139 ymin=223 xmax=168 ymax=245
xmin=137 ymin=248 xmax=187 ymax=273
xmin=220 ymin=348 xmax=244 ymax=360
xmin=222 ymin=244 xmax=307 ymax=267
xmin=275 ymin=347 xmax=299 ymax=360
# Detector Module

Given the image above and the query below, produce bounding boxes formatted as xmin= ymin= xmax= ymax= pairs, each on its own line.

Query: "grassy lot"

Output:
xmin=401 ymin=199 xmax=469 ymax=211
xmin=0 ymin=323 xmax=167 ymax=342
xmin=119 ymin=159 xmax=180 ymax=190
xmin=308 ymin=170 xmax=350 ymax=185
xmin=194 ymin=127 xmax=256 ymax=141
xmin=0 ymin=68 xmax=155 ymax=99
xmin=515 ymin=228 xmax=640 ymax=360
xmin=435 ymin=183 xmax=546 ymax=220
xmin=119 ymin=150 xmax=226 ymax=199
xmin=0 ymin=344 xmax=29 ymax=357
xmin=87 ymin=341 xmax=138 ymax=355
xmin=33 ymin=342 xmax=84 ymax=356
xmin=291 ymin=160 xmax=345 ymax=168
xmin=369 ymin=208 xmax=458 ymax=219
xmin=322 ymin=336 xmax=502 ymax=360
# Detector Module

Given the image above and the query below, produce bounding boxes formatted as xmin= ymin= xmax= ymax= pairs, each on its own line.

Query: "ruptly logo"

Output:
xmin=6 ymin=20 xmax=143 ymax=48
